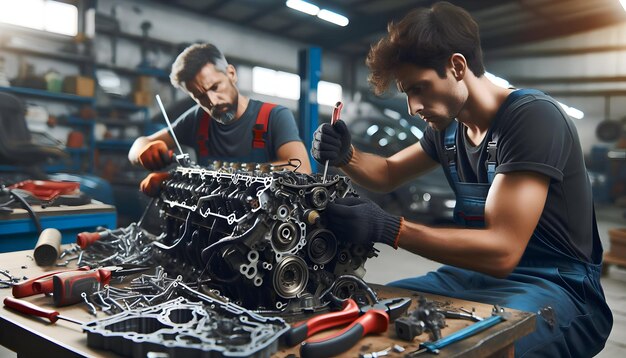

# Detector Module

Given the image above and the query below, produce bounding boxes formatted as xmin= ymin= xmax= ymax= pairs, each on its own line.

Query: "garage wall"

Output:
xmin=351 ymin=22 xmax=626 ymax=155
xmin=95 ymin=0 xmax=348 ymax=114
xmin=485 ymin=21 xmax=626 ymax=154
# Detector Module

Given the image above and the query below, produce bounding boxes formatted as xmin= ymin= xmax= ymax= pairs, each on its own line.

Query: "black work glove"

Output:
xmin=325 ymin=197 xmax=403 ymax=248
xmin=311 ymin=120 xmax=354 ymax=167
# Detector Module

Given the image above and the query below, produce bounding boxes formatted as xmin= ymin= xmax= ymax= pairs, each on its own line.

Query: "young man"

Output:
xmin=312 ymin=2 xmax=612 ymax=356
xmin=129 ymin=43 xmax=311 ymax=195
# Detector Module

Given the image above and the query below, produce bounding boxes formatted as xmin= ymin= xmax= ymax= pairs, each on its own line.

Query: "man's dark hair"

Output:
xmin=366 ymin=1 xmax=485 ymax=95
xmin=170 ymin=43 xmax=229 ymax=89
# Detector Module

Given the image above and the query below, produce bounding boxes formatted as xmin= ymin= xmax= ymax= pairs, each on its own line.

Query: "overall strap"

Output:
xmin=443 ymin=122 xmax=460 ymax=184
xmin=252 ymin=103 xmax=276 ymax=149
xmin=196 ymin=110 xmax=211 ymax=157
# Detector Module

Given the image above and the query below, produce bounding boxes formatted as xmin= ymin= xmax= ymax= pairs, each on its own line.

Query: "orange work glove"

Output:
xmin=139 ymin=172 xmax=170 ymax=197
xmin=138 ymin=140 xmax=173 ymax=171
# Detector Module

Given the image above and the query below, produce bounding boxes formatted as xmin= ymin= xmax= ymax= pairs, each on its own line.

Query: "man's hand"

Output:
xmin=311 ymin=120 xmax=353 ymax=167
xmin=139 ymin=172 xmax=170 ymax=197
xmin=325 ymin=197 xmax=403 ymax=248
xmin=138 ymin=140 xmax=173 ymax=171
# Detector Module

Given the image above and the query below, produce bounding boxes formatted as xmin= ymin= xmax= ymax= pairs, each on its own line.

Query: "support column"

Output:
xmin=298 ymin=47 xmax=321 ymax=172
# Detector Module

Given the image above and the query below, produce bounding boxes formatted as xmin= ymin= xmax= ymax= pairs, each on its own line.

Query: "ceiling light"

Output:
xmin=620 ymin=0 xmax=626 ymax=12
xmin=286 ymin=0 xmax=319 ymax=16
xmin=317 ymin=9 xmax=349 ymax=26
xmin=558 ymin=102 xmax=585 ymax=119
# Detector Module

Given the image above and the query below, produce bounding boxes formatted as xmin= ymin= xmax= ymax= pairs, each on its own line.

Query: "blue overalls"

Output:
xmin=389 ymin=90 xmax=613 ymax=357
xmin=195 ymin=103 xmax=276 ymax=165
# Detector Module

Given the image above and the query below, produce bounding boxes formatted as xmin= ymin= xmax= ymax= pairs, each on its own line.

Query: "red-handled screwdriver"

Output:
xmin=322 ymin=101 xmax=343 ymax=184
xmin=4 ymin=297 xmax=83 ymax=325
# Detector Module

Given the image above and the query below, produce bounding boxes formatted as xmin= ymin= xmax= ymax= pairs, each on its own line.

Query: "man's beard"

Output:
xmin=210 ymin=103 xmax=237 ymax=125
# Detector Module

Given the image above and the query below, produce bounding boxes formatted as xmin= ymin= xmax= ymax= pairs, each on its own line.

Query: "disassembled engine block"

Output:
xmin=154 ymin=164 xmax=377 ymax=312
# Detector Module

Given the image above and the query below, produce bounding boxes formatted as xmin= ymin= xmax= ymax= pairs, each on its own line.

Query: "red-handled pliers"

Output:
xmin=284 ymin=296 xmax=412 ymax=358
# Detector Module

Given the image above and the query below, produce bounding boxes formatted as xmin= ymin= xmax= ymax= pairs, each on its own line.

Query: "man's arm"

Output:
xmin=128 ymin=128 xmax=176 ymax=166
xmin=397 ymin=171 xmax=549 ymax=277
xmin=272 ymin=141 xmax=312 ymax=174
xmin=342 ymin=142 xmax=439 ymax=192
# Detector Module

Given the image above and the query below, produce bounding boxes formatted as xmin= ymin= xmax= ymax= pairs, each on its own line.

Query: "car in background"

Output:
xmin=345 ymin=115 xmax=456 ymax=225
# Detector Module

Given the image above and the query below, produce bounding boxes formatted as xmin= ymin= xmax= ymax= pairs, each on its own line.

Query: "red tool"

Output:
xmin=76 ymin=230 xmax=110 ymax=249
xmin=12 ymin=266 xmax=90 ymax=298
xmin=50 ymin=265 xmax=150 ymax=306
xmin=322 ymin=101 xmax=343 ymax=183
xmin=284 ymin=297 xmax=411 ymax=358
xmin=12 ymin=265 xmax=149 ymax=307
xmin=4 ymin=297 xmax=83 ymax=325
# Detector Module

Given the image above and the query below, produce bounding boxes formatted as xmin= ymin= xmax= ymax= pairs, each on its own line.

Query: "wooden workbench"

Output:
xmin=0 ymin=248 xmax=535 ymax=358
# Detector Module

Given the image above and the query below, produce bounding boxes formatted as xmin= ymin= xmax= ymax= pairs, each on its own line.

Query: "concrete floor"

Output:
xmin=1 ymin=205 xmax=624 ymax=357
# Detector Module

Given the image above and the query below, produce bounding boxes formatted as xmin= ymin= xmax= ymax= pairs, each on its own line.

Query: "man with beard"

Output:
xmin=129 ymin=43 xmax=311 ymax=196
xmin=311 ymin=2 xmax=612 ymax=356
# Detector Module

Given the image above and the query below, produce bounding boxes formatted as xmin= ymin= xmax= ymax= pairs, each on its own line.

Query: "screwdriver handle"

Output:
xmin=52 ymin=269 xmax=112 ymax=306
xmin=76 ymin=231 xmax=109 ymax=249
xmin=420 ymin=315 xmax=503 ymax=354
xmin=4 ymin=297 xmax=59 ymax=323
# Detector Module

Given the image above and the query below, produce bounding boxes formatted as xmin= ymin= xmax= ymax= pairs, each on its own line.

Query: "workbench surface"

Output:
xmin=0 ymin=247 xmax=535 ymax=357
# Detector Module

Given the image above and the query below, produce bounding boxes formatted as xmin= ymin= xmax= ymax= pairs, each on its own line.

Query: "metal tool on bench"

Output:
xmin=12 ymin=265 xmax=149 ymax=306
xmin=405 ymin=306 xmax=511 ymax=357
xmin=4 ymin=297 xmax=84 ymax=325
xmin=284 ymin=296 xmax=411 ymax=358
xmin=322 ymin=101 xmax=343 ymax=184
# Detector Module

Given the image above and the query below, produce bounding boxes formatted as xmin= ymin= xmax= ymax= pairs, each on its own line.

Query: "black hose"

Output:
xmin=9 ymin=188 xmax=43 ymax=234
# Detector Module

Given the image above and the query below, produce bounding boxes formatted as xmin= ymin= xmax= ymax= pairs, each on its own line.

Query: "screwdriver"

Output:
xmin=322 ymin=101 xmax=343 ymax=184
xmin=4 ymin=297 xmax=83 ymax=325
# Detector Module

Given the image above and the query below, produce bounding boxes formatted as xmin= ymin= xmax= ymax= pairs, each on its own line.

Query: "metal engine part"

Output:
xmin=83 ymin=285 xmax=289 ymax=358
xmin=154 ymin=164 xmax=377 ymax=312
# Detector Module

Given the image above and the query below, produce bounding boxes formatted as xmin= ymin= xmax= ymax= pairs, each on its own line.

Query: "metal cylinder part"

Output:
xmin=34 ymin=228 xmax=61 ymax=266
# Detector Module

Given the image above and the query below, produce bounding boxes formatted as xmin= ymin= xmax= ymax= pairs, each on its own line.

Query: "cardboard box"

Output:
xmin=63 ymin=75 xmax=95 ymax=97
xmin=134 ymin=75 xmax=153 ymax=92
xmin=133 ymin=91 xmax=152 ymax=106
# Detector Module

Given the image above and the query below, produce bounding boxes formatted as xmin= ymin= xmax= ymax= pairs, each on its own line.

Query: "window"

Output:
xmin=0 ymin=0 xmax=78 ymax=36
xmin=252 ymin=66 xmax=300 ymax=100
xmin=252 ymin=66 xmax=343 ymax=106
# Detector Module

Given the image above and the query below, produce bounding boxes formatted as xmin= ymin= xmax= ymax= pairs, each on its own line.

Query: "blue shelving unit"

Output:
xmin=0 ymin=86 xmax=93 ymax=103
xmin=0 ymin=86 xmax=96 ymax=173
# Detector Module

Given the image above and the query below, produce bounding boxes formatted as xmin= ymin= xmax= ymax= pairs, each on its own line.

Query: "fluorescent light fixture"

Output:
xmin=285 ymin=1 xmax=350 ymax=27
xmin=410 ymin=126 xmax=424 ymax=139
xmin=384 ymin=108 xmax=401 ymax=120
xmin=366 ymin=125 xmax=379 ymax=136
xmin=620 ymin=0 xmax=626 ymax=12
xmin=286 ymin=0 xmax=319 ymax=16
xmin=558 ymin=102 xmax=585 ymax=119
xmin=317 ymin=9 xmax=349 ymax=26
